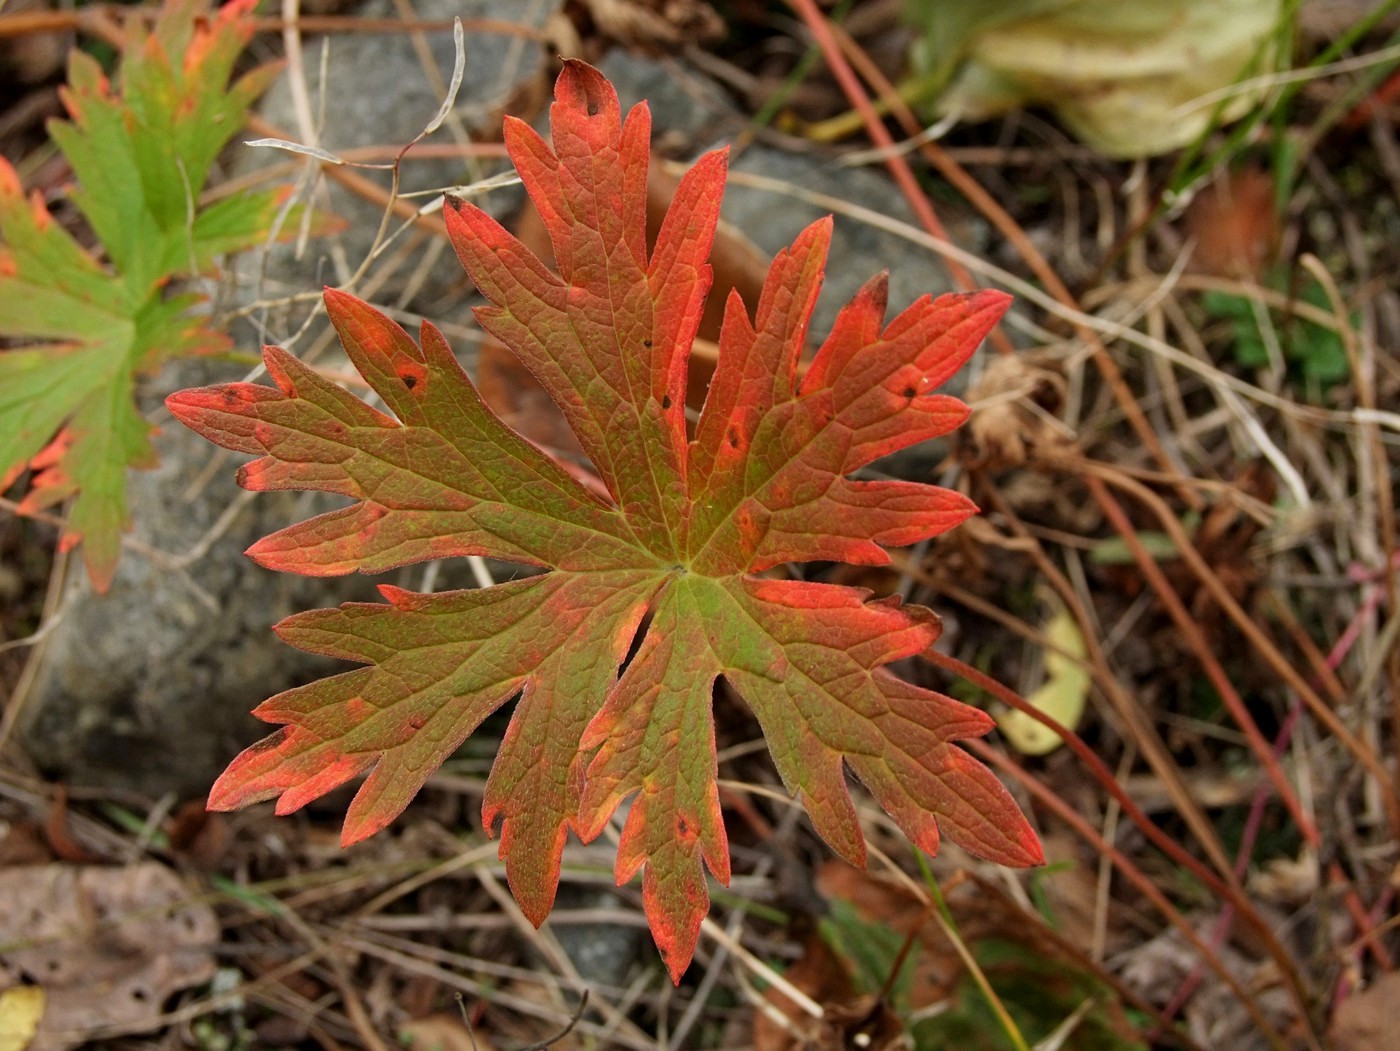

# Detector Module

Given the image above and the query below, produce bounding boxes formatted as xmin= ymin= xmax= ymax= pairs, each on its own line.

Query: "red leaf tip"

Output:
xmin=556 ymin=57 xmax=619 ymax=121
xmin=971 ymin=287 xmax=1013 ymax=316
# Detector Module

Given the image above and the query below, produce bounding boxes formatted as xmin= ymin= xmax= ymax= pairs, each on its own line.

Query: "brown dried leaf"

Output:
xmin=960 ymin=354 xmax=1069 ymax=471
xmin=0 ymin=823 xmax=50 ymax=869
xmin=0 ymin=986 xmax=45 ymax=1051
xmin=401 ymin=1014 xmax=498 ymax=1051
xmin=753 ymin=926 xmax=857 ymax=1051
xmin=1183 ymin=167 xmax=1278 ymax=279
xmin=164 ymin=801 xmax=231 ymax=872
xmin=1330 ymin=973 xmax=1400 ymax=1051
xmin=568 ymin=0 xmax=724 ymax=53
xmin=0 ymin=863 xmax=217 ymax=1050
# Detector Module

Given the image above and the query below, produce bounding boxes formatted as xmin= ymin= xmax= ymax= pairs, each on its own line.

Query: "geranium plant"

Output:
xmin=168 ymin=59 xmax=1041 ymax=979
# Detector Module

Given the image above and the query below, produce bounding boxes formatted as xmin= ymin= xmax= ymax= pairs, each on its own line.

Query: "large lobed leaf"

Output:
xmin=0 ymin=0 xmax=314 ymax=589
xmin=168 ymin=60 xmax=1042 ymax=980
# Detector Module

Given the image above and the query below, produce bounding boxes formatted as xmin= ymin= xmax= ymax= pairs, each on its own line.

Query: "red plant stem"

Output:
xmin=1366 ymin=887 xmax=1397 ymax=958
xmin=1270 ymin=595 xmax=1348 ymax=705
xmin=1154 ymin=702 xmax=1303 ymax=1033
xmin=1148 ymin=518 xmax=1400 ymax=1024
xmin=1085 ymin=474 xmax=1318 ymax=844
xmin=1081 ymin=464 xmax=1400 ymax=840
xmin=1321 ymin=579 xmax=1397 ymax=972
xmin=1332 ymin=862 xmax=1396 ymax=969
xmin=922 ymin=648 xmax=1315 ymax=1039
xmin=959 ymin=731 xmax=1309 ymax=1051
xmin=975 ymin=482 xmax=1236 ymax=879
xmin=1329 ymin=563 xmax=1393 ymax=676
xmin=803 ymin=11 xmax=1194 ymax=505
xmin=782 ymin=0 xmax=1015 ymax=356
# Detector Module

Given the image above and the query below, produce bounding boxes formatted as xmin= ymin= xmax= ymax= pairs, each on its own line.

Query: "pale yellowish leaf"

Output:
xmin=999 ymin=605 xmax=1090 ymax=755
xmin=0 ymin=986 xmax=45 ymax=1051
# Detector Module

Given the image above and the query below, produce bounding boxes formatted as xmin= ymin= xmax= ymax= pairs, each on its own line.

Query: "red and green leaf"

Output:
xmin=168 ymin=59 xmax=1042 ymax=981
xmin=0 ymin=0 xmax=322 ymax=589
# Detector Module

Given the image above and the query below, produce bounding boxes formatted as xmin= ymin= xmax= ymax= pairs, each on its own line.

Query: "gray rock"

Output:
xmin=598 ymin=48 xmax=741 ymax=149
xmin=727 ymin=145 xmax=986 ymax=346
xmin=17 ymin=0 xmax=562 ymax=800
xmin=245 ymin=0 xmax=559 ymax=304
xmin=18 ymin=361 xmax=379 ymax=801
xmin=549 ymin=885 xmax=648 ymax=990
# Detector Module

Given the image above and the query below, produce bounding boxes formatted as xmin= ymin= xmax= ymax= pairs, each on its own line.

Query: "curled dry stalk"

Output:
xmin=939 ymin=483 xmax=1318 ymax=1032
xmin=970 ymin=482 xmax=1238 ymax=881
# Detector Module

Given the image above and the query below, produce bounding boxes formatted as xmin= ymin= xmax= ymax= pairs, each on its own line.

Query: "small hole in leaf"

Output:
xmin=727 ymin=429 xmax=740 ymax=448
xmin=677 ymin=815 xmax=690 ymax=836
xmin=903 ymin=386 xmax=916 ymax=399
xmin=661 ymin=395 xmax=672 ymax=410
xmin=643 ymin=339 xmax=653 ymax=348
xmin=587 ymin=103 xmax=599 ymax=117
xmin=402 ymin=374 xmax=419 ymax=389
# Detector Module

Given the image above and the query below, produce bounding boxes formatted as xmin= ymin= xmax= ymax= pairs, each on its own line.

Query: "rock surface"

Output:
xmin=17 ymin=361 xmax=373 ymax=800
xmin=246 ymin=0 xmax=559 ymax=302
xmin=18 ymin=1 xmax=559 ymax=802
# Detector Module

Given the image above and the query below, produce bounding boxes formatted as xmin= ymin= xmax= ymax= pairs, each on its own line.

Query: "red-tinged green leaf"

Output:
xmin=1 ymin=0 xmax=330 ymax=589
xmin=0 ymin=159 xmax=224 ymax=589
xmin=168 ymin=59 xmax=1043 ymax=983
xmin=48 ymin=0 xmax=285 ymax=292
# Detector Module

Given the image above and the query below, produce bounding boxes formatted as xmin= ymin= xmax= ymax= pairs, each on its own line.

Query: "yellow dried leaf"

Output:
xmin=915 ymin=0 xmax=1285 ymax=158
xmin=0 ymin=986 xmax=45 ymax=1051
xmin=998 ymin=606 xmax=1090 ymax=755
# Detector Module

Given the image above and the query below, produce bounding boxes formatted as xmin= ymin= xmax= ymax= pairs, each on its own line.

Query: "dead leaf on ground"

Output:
xmin=0 ymin=823 xmax=50 ymax=869
xmin=1183 ymin=167 xmax=1279 ymax=279
xmin=997 ymin=599 xmax=1090 ymax=756
xmin=400 ymin=1013 xmax=499 ymax=1051
xmin=753 ymin=925 xmax=858 ymax=1051
xmin=484 ymin=983 xmax=584 ymax=1051
xmin=1120 ymin=919 xmax=1296 ymax=1047
xmin=566 ymin=0 xmax=724 ymax=53
xmin=164 ymin=800 xmax=231 ymax=872
xmin=961 ymin=354 xmax=1069 ymax=470
xmin=1331 ymin=972 xmax=1400 ymax=1051
xmin=916 ymin=0 xmax=1285 ymax=158
xmin=0 ymin=863 xmax=217 ymax=1051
